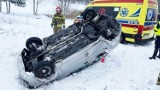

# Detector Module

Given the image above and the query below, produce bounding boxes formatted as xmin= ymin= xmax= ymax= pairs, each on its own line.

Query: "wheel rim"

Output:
xmin=28 ymin=43 xmax=36 ymax=49
xmin=38 ymin=66 xmax=52 ymax=78
xmin=28 ymin=42 xmax=40 ymax=50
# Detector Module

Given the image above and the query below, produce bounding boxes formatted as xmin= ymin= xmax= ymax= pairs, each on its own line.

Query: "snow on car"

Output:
xmin=18 ymin=11 xmax=121 ymax=88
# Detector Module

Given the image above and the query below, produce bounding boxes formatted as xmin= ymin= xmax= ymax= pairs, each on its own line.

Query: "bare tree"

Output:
xmin=6 ymin=0 xmax=11 ymax=14
xmin=58 ymin=0 xmax=70 ymax=15
xmin=0 ymin=0 xmax=2 ymax=12
xmin=0 ymin=0 xmax=26 ymax=14
xmin=33 ymin=0 xmax=36 ymax=15
xmin=85 ymin=0 xmax=91 ymax=4
xmin=33 ymin=0 xmax=42 ymax=15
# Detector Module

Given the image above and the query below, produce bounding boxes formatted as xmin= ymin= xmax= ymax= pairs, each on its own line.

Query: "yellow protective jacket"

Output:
xmin=51 ymin=13 xmax=65 ymax=32
xmin=154 ymin=22 xmax=160 ymax=36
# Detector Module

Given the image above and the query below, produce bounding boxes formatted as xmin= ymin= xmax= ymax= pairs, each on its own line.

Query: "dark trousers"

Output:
xmin=152 ymin=44 xmax=160 ymax=57
xmin=152 ymin=37 xmax=160 ymax=57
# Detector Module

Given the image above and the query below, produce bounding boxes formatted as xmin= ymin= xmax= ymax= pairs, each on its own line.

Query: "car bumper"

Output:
xmin=17 ymin=56 xmax=60 ymax=88
xmin=124 ymin=33 xmax=154 ymax=44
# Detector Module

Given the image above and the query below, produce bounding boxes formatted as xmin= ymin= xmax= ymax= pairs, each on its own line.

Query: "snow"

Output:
xmin=1 ymin=0 xmax=57 ymax=15
xmin=69 ymin=3 xmax=86 ymax=11
xmin=0 ymin=1 xmax=160 ymax=90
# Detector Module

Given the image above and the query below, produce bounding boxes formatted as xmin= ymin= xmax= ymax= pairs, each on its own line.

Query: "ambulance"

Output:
xmin=83 ymin=0 xmax=158 ymax=43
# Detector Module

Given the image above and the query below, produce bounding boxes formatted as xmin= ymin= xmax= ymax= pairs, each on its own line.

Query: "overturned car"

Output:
xmin=18 ymin=12 xmax=121 ymax=88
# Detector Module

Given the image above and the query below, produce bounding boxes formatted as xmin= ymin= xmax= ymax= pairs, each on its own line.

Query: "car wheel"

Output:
xmin=21 ymin=48 xmax=30 ymax=63
xmin=26 ymin=37 xmax=42 ymax=50
xmin=33 ymin=61 xmax=55 ymax=79
xmin=107 ymin=17 xmax=119 ymax=31
xmin=120 ymin=33 xmax=125 ymax=44
xmin=83 ymin=9 xmax=96 ymax=21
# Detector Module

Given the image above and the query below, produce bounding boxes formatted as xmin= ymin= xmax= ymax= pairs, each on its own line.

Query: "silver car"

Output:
xmin=18 ymin=13 xmax=121 ymax=88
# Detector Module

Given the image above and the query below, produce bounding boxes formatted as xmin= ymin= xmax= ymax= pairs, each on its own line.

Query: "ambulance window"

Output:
xmin=146 ymin=8 xmax=156 ymax=21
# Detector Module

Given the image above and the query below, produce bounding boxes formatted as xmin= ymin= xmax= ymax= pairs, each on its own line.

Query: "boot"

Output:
xmin=157 ymin=55 xmax=160 ymax=59
xmin=157 ymin=73 xmax=160 ymax=85
xmin=149 ymin=56 xmax=156 ymax=60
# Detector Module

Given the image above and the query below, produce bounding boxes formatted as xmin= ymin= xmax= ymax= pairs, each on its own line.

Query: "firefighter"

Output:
xmin=51 ymin=6 xmax=65 ymax=33
xmin=149 ymin=22 xmax=160 ymax=59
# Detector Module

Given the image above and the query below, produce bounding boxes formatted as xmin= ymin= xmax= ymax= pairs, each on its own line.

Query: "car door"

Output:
xmin=59 ymin=45 xmax=90 ymax=77
xmin=87 ymin=38 xmax=109 ymax=64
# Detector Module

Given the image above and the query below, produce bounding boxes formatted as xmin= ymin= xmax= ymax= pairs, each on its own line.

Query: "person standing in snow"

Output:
xmin=51 ymin=6 xmax=65 ymax=33
xmin=149 ymin=21 xmax=160 ymax=60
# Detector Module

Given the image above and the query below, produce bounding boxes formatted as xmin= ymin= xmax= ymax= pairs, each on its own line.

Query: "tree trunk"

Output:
xmin=35 ymin=0 xmax=39 ymax=15
xmin=33 ymin=0 xmax=39 ymax=15
xmin=85 ymin=0 xmax=88 ymax=4
xmin=33 ymin=0 xmax=35 ymax=15
xmin=6 ymin=1 xmax=9 ymax=14
xmin=64 ymin=0 xmax=66 ymax=15
xmin=9 ymin=0 xmax=11 ymax=13
xmin=6 ymin=0 xmax=11 ymax=14
xmin=0 ymin=0 xmax=2 ymax=12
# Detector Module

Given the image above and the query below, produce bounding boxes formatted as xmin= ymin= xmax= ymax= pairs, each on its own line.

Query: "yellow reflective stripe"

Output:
xmin=57 ymin=24 xmax=62 ymax=27
xmin=54 ymin=17 xmax=61 ymax=19
xmin=155 ymin=30 xmax=160 ymax=36
xmin=62 ymin=17 xmax=65 ymax=19
xmin=54 ymin=16 xmax=65 ymax=19
xmin=154 ymin=22 xmax=160 ymax=36
xmin=154 ymin=25 xmax=159 ymax=32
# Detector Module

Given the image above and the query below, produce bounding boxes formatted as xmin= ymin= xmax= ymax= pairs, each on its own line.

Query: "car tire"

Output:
xmin=21 ymin=48 xmax=30 ymax=63
xmin=26 ymin=37 xmax=42 ymax=50
xmin=33 ymin=61 xmax=55 ymax=79
xmin=107 ymin=16 xmax=119 ymax=31
xmin=120 ymin=33 xmax=125 ymax=44
xmin=82 ymin=9 xmax=96 ymax=21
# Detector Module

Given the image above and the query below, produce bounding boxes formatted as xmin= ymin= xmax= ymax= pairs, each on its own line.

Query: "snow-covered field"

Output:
xmin=0 ymin=1 xmax=160 ymax=90
xmin=1 ymin=0 xmax=57 ymax=15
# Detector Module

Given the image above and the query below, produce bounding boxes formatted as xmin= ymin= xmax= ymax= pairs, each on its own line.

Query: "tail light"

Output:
xmin=138 ymin=25 xmax=144 ymax=34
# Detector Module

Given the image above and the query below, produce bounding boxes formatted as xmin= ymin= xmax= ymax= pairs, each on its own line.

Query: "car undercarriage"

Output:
xmin=18 ymin=11 xmax=121 ymax=88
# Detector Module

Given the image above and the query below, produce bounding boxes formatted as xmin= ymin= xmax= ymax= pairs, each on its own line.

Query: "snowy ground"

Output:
xmin=0 ymin=1 xmax=160 ymax=90
xmin=1 ymin=0 xmax=57 ymax=15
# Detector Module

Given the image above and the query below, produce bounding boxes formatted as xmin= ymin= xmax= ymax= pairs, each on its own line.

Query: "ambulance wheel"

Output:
xmin=26 ymin=37 xmax=42 ymax=50
xmin=120 ymin=33 xmax=125 ymax=44
xmin=33 ymin=61 xmax=55 ymax=79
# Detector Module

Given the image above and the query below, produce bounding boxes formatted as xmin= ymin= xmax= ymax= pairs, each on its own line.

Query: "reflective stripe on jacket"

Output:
xmin=154 ymin=22 xmax=160 ymax=36
xmin=51 ymin=13 xmax=65 ymax=28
